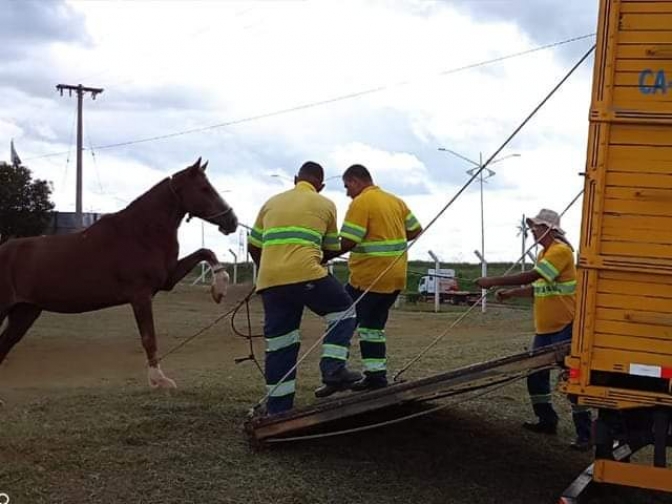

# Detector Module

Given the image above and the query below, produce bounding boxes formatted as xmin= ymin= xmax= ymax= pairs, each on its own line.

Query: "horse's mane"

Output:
xmin=84 ymin=177 xmax=174 ymax=233
xmin=128 ymin=178 xmax=172 ymax=208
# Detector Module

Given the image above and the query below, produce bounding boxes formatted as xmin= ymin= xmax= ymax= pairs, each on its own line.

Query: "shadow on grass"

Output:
xmin=261 ymin=402 xmax=672 ymax=504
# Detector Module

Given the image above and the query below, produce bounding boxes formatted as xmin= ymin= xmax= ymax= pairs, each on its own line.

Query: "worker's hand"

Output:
xmin=475 ymin=277 xmax=495 ymax=289
xmin=494 ymin=289 xmax=511 ymax=302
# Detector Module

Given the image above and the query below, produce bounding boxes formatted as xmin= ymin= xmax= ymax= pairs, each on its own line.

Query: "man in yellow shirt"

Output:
xmin=338 ymin=164 xmax=422 ymax=391
xmin=248 ymin=162 xmax=361 ymax=415
xmin=475 ymin=209 xmax=592 ymax=450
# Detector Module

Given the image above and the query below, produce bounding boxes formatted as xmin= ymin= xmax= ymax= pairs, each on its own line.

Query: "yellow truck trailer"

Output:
xmin=561 ymin=0 xmax=672 ymax=497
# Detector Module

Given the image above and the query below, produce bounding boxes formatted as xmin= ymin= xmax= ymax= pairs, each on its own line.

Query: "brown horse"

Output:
xmin=0 ymin=158 xmax=237 ymax=389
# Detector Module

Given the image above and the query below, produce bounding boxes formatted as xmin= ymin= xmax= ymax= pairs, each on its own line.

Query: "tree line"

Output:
xmin=0 ymin=162 xmax=54 ymax=244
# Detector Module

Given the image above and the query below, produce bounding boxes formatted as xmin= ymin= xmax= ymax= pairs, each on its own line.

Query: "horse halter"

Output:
xmin=168 ymin=177 xmax=233 ymax=223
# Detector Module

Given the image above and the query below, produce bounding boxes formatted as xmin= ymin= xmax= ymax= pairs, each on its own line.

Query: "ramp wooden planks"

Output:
xmin=245 ymin=342 xmax=570 ymax=444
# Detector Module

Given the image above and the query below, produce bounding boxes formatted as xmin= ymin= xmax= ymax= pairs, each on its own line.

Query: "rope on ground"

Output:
xmin=263 ymin=373 xmax=525 ymax=443
xmin=254 ymin=41 xmax=596 ymax=409
xmin=392 ymin=189 xmax=584 ymax=382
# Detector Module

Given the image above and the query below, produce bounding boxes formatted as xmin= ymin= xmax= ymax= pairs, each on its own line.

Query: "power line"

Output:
xmin=85 ymin=119 xmax=105 ymax=196
xmin=61 ymin=107 xmax=77 ymax=190
xmin=25 ymin=32 xmax=594 ymax=162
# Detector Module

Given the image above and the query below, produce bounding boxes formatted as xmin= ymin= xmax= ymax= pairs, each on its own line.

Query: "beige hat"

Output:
xmin=526 ymin=208 xmax=565 ymax=235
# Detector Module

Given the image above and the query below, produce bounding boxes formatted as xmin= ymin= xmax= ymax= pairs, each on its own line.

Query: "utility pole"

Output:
xmin=56 ymin=84 xmax=104 ymax=228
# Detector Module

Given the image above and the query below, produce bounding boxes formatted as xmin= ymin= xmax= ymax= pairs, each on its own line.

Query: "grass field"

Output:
xmin=1 ymin=282 xmax=670 ymax=504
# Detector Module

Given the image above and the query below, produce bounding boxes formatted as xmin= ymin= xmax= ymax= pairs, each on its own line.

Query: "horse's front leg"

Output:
xmin=162 ymin=248 xmax=230 ymax=303
xmin=131 ymin=296 xmax=176 ymax=389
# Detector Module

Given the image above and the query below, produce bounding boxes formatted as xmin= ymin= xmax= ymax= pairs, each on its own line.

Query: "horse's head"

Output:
xmin=170 ymin=158 xmax=238 ymax=234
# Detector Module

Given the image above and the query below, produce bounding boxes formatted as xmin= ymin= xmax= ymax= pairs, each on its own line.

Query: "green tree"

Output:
xmin=0 ymin=161 xmax=54 ymax=244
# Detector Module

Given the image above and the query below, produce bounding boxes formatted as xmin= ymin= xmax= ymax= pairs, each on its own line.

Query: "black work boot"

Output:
xmin=569 ymin=438 xmax=592 ymax=452
xmin=522 ymin=420 xmax=558 ymax=435
xmin=350 ymin=375 xmax=388 ymax=392
xmin=314 ymin=368 xmax=362 ymax=398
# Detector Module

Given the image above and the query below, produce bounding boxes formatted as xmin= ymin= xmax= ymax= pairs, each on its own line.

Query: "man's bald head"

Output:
xmin=296 ymin=161 xmax=325 ymax=192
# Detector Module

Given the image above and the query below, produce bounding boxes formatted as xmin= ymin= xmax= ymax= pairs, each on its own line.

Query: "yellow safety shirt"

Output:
xmin=249 ymin=181 xmax=340 ymax=291
xmin=340 ymin=186 xmax=421 ymax=293
xmin=533 ymin=240 xmax=577 ymax=335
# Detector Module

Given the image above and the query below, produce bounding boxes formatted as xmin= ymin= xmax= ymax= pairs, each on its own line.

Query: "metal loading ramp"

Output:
xmin=245 ymin=341 xmax=570 ymax=445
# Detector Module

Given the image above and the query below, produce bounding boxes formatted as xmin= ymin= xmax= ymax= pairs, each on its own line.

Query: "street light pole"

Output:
xmin=437 ymin=147 xmax=520 ymax=314
xmin=467 ymin=154 xmax=495 ymax=313
xmin=474 ymin=249 xmax=487 ymax=313
xmin=428 ymin=250 xmax=440 ymax=313
xmin=479 ymin=153 xmax=486 ymax=311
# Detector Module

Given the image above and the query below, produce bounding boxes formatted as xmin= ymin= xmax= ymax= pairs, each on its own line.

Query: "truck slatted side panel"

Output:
xmin=562 ymin=1 xmax=672 ymax=498
xmin=571 ymin=0 xmax=672 ymax=393
xmin=592 ymin=271 xmax=672 ymax=370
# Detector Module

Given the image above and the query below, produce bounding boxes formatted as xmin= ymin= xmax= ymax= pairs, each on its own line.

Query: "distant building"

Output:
xmin=47 ymin=211 xmax=105 ymax=235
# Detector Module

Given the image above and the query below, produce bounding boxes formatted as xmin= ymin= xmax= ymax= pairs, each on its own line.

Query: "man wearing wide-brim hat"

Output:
xmin=475 ymin=208 xmax=592 ymax=451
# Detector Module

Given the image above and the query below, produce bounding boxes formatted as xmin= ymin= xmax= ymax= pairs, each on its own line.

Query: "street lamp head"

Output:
xmin=489 ymin=153 xmax=521 ymax=166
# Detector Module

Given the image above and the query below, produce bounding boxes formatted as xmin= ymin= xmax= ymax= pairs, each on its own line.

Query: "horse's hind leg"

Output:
xmin=0 ymin=304 xmax=42 ymax=366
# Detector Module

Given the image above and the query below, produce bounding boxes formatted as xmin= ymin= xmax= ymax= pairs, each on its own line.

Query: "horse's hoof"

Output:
xmin=147 ymin=366 xmax=178 ymax=389
xmin=210 ymin=268 xmax=229 ymax=304
xmin=151 ymin=377 xmax=177 ymax=389
xmin=210 ymin=288 xmax=223 ymax=304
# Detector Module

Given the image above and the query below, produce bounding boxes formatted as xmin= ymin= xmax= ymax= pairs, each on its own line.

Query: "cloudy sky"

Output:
xmin=1 ymin=0 xmax=599 ymax=265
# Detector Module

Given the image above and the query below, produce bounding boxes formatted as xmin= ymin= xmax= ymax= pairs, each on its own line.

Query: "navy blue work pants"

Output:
xmin=261 ymin=275 xmax=356 ymax=414
xmin=528 ymin=323 xmax=592 ymax=442
xmin=345 ymin=284 xmax=399 ymax=383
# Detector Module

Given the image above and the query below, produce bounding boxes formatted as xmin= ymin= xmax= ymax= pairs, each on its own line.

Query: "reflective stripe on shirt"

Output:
xmin=405 ymin=212 xmax=421 ymax=231
xmin=262 ymin=226 xmax=323 ymax=248
xmin=533 ymin=279 xmax=576 ymax=298
xmin=340 ymin=221 xmax=367 ymax=243
xmin=352 ymin=239 xmax=407 ymax=256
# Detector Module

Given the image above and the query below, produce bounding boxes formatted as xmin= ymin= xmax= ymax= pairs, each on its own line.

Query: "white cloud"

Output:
xmin=4 ymin=0 xmax=598 ymax=264
xmin=328 ymin=142 xmax=429 ymax=189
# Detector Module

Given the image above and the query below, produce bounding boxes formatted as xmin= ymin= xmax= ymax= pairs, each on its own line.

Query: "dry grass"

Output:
xmin=0 ymin=283 xmax=669 ymax=504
